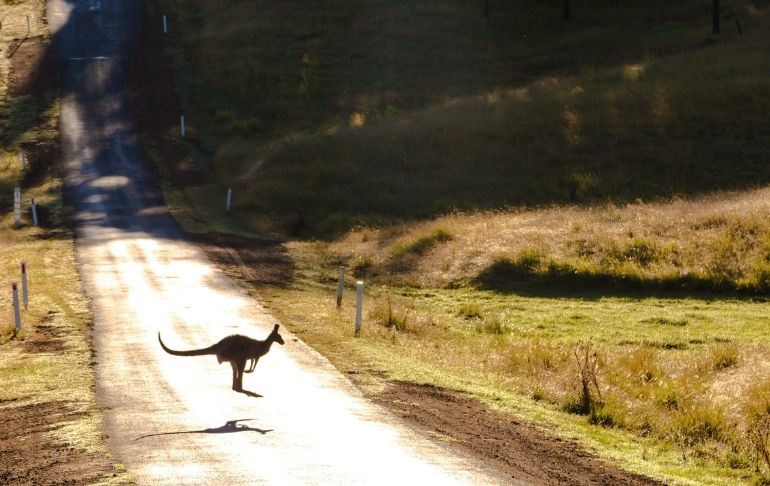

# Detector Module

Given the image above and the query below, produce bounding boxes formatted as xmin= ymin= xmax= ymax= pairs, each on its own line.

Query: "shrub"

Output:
xmin=748 ymin=260 xmax=770 ymax=292
xmin=370 ymin=293 xmax=411 ymax=333
xmin=456 ymin=302 xmax=482 ymax=320
xmin=589 ymin=400 xmax=621 ymax=428
xmin=621 ymin=347 xmax=662 ymax=383
xmin=392 ymin=229 xmax=452 ymax=258
xmin=743 ymin=380 xmax=770 ymax=419
xmin=704 ymin=222 xmax=758 ymax=287
xmin=573 ymin=342 xmax=602 ymax=416
xmin=350 ymin=255 xmax=373 ymax=278
xmin=669 ymin=403 xmax=728 ymax=447
xmin=657 ymin=388 xmax=679 ymax=411
xmin=709 ymin=343 xmax=739 ymax=371
xmin=475 ymin=315 xmax=508 ymax=335
xmin=608 ymin=238 xmax=661 ymax=267
xmin=749 ymin=414 xmax=770 ymax=477
xmin=524 ymin=340 xmax=565 ymax=372
xmin=562 ymin=394 xmax=588 ymax=415
xmin=474 ymin=250 xmax=545 ymax=287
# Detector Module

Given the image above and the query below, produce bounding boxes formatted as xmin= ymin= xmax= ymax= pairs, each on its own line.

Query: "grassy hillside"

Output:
xmin=156 ymin=0 xmax=769 ymax=236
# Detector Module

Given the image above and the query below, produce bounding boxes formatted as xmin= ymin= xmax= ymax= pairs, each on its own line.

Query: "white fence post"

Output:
xmin=12 ymin=283 xmax=21 ymax=332
xmin=180 ymin=115 xmax=186 ymax=137
xmin=163 ymin=14 xmax=168 ymax=34
xmin=13 ymin=187 xmax=21 ymax=228
xmin=226 ymin=188 xmax=233 ymax=212
xmin=336 ymin=266 xmax=345 ymax=307
xmin=26 ymin=15 xmax=30 ymax=37
xmin=30 ymin=198 xmax=38 ymax=227
xmin=19 ymin=147 xmax=27 ymax=169
xmin=354 ymin=281 xmax=364 ymax=336
xmin=21 ymin=262 xmax=29 ymax=310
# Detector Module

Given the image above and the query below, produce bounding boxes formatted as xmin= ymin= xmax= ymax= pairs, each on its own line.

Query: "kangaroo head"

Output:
xmin=271 ymin=324 xmax=285 ymax=345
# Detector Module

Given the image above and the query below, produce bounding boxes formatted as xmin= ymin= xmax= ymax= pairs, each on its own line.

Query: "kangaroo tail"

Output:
xmin=158 ymin=332 xmax=217 ymax=357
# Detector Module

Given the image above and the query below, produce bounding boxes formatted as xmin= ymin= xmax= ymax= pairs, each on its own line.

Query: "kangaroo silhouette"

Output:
xmin=158 ymin=324 xmax=285 ymax=397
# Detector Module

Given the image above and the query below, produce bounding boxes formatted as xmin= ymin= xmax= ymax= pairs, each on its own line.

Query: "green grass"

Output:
xmin=253 ymin=258 xmax=770 ymax=484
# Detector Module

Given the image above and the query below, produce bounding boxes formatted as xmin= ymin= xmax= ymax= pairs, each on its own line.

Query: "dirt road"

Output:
xmin=48 ymin=1 xmax=511 ymax=484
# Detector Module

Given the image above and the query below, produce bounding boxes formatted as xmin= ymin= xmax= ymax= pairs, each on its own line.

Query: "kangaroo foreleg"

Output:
xmin=245 ymin=358 xmax=259 ymax=373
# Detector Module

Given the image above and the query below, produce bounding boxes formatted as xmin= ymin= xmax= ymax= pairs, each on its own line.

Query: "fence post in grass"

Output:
xmin=163 ymin=14 xmax=168 ymax=34
xmin=354 ymin=281 xmax=363 ymax=336
xmin=19 ymin=147 xmax=26 ymax=169
xmin=26 ymin=15 xmax=30 ymax=37
xmin=12 ymin=283 xmax=21 ymax=332
xmin=13 ymin=186 xmax=21 ymax=228
xmin=336 ymin=266 xmax=345 ymax=307
xmin=20 ymin=262 xmax=28 ymax=310
xmin=30 ymin=199 xmax=38 ymax=227
xmin=226 ymin=188 xmax=233 ymax=212
xmin=180 ymin=115 xmax=186 ymax=137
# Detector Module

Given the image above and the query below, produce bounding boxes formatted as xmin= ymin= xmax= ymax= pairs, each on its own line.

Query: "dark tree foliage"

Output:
xmin=712 ymin=0 xmax=720 ymax=33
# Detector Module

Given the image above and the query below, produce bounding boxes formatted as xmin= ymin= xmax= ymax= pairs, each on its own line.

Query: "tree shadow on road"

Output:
xmin=134 ymin=419 xmax=272 ymax=441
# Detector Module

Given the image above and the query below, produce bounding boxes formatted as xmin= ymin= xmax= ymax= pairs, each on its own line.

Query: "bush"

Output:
xmin=392 ymin=228 xmax=452 ymax=258
xmin=709 ymin=343 xmax=739 ymax=371
xmin=605 ymin=238 xmax=661 ymax=267
xmin=669 ymin=403 xmax=728 ymax=447
xmin=350 ymin=256 xmax=374 ymax=278
xmin=456 ymin=302 xmax=482 ymax=319
xmin=621 ymin=347 xmax=662 ymax=383
xmin=475 ymin=315 xmax=508 ymax=335
xmin=474 ymin=250 xmax=545 ymax=287
xmin=589 ymin=401 xmax=620 ymax=428
xmin=370 ymin=293 xmax=411 ymax=333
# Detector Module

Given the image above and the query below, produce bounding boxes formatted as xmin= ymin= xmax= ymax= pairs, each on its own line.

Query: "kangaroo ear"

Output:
xmin=273 ymin=324 xmax=280 ymax=332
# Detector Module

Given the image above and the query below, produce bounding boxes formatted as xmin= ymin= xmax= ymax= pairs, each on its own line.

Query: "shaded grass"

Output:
xmin=154 ymin=0 xmax=770 ymax=236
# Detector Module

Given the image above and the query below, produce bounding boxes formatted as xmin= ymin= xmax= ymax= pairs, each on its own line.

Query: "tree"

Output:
xmin=564 ymin=0 xmax=571 ymax=21
xmin=712 ymin=0 xmax=720 ymax=34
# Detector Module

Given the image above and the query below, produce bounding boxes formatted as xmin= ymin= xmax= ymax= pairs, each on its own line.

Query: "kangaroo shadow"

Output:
xmin=134 ymin=419 xmax=272 ymax=441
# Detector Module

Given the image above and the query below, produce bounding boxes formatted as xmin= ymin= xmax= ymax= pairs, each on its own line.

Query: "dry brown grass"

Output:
xmin=0 ymin=2 xmax=128 ymax=482
xmin=331 ymin=186 xmax=770 ymax=291
xmin=0 ymin=0 xmax=45 ymax=96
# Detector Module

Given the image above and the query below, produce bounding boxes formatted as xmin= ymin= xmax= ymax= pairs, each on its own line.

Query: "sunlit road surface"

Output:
xmin=48 ymin=1 xmax=514 ymax=484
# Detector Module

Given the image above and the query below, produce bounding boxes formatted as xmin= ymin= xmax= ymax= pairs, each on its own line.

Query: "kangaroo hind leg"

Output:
xmin=232 ymin=360 xmax=261 ymax=398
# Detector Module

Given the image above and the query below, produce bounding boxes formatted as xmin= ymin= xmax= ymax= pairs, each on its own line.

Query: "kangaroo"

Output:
xmin=158 ymin=324 xmax=285 ymax=397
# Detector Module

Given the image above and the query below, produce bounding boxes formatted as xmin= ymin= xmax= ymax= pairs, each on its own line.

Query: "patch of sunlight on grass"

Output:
xmin=57 ymin=412 xmax=107 ymax=454
xmin=332 ymin=321 xmax=741 ymax=486
xmin=349 ymin=112 xmax=366 ymax=128
xmin=623 ymin=63 xmax=646 ymax=80
xmin=0 ymin=352 xmax=53 ymax=401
